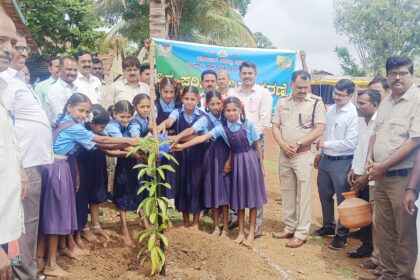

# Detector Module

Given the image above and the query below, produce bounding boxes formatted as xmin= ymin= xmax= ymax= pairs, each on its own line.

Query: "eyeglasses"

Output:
xmin=387 ymin=71 xmax=410 ymax=78
xmin=15 ymin=46 xmax=31 ymax=53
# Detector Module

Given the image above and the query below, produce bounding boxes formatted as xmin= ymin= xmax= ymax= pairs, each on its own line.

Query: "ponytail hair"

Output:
xmin=90 ymin=104 xmax=110 ymax=125
xmin=109 ymin=100 xmax=135 ymax=118
xmin=132 ymin=93 xmax=150 ymax=107
xmin=205 ymin=90 xmax=222 ymax=113
xmin=222 ymin=96 xmax=246 ymax=125
xmin=54 ymin=92 xmax=91 ymax=128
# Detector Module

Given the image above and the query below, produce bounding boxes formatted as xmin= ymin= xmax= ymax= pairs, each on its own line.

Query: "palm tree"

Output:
xmin=94 ymin=0 xmax=255 ymax=47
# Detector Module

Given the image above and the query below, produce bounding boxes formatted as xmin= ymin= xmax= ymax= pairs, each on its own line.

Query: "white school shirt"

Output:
xmin=74 ymin=72 xmax=102 ymax=104
xmin=0 ymin=68 xmax=53 ymax=168
xmin=323 ymin=101 xmax=359 ymax=156
xmin=228 ymin=84 xmax=273 ymax=135
xmin=351 ymin=113 xmax=377 ymax=175
xmin=0 ymin=77 xmax=24 ymax=244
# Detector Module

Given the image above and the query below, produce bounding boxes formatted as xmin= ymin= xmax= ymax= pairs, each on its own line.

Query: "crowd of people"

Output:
xmin=0 ymin=8 xmax=419 ymax=280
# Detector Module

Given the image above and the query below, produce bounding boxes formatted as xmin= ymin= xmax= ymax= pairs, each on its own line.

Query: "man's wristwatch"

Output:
xmin=296 ymin=140 xmax=303 ymax=147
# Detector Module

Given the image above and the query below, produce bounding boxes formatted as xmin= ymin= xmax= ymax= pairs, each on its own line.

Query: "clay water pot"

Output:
xmin=338 ymin=191 xmax=372 ymax=229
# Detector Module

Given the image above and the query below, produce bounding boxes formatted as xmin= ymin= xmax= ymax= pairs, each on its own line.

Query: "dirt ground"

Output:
xmin=65 ymin=131 xmax=382 ymax=280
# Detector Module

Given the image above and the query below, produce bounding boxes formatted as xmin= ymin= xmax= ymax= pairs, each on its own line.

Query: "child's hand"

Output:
xmin=127 ymin=138 xmax=138 ymax=147
xmin=171 ymin=144 xmax=184 ymax=152
xmin=223 ymin=158 xmax=231 ymax=175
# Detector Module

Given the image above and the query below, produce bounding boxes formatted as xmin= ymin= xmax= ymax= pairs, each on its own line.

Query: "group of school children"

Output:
xmin=37 ymin=77 xmax=267 ymax=277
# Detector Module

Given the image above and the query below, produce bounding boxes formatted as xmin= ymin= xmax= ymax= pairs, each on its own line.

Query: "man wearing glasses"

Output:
xmin=363 ymin=56 xmax=419 ymax=280
xmin=271 ymin=70 xmax=325 ymax=248
xmin=313 ymin=79 xmax=359 ymax=250
xmin=0 ymin=33 xmax=52 ymax=280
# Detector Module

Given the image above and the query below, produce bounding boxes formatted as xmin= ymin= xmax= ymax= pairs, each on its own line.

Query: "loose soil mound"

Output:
xmin=66 ymin=226 xmax=282 ymax=280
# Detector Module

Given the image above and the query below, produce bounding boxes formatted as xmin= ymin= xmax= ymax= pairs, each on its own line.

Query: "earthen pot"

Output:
xmin=338 ymin=191 xmax=372 ymax=229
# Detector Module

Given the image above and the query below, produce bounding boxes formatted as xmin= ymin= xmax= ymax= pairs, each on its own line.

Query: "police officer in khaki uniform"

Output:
xmin=271 ymin=70 xmax=326 ymax=248
xmin=364 ymin=56 xmax=420 ymax=280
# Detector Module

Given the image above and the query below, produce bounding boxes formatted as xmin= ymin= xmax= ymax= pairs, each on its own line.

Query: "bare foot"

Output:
xmin=75 ymin=237 xmax=89 ymax=250
xmin=183 ymin=222 xmax=190 ymax=228
xmin=81 ymin=229 xmax=98 ymax=242
xmin=91 ymin=226 xmax=110 ymax=240
xmin=120 ymin=231 xmax=135 ymax=247
xmin=234 ymin=234 xmax=246 ymax=244
xmin=189 ymin=224 xmax=199 ymax=231
xmin=43 ymin=265 xmax=70 ymax=278
xmin=211 ymin=227 xmax=221 ymax=236
xmin=59 ymin=248 xmax=81 ymax=260
xmin=143 ymin=221 xmax=153 ymax=230
xmin=36 ymin=257 xmax=46 ymax=273
xmin=220 ymin=230 xmax=229 ymax=238
xmin=56 ymin=255 xmax=71 ymax=271
xmin=243 ymin=236 xmax=254 ymax=248
xmin=72 ymin=245 xmax=90 ymax=256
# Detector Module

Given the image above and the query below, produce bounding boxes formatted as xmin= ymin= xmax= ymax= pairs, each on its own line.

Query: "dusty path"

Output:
xmin=65 ymin=131 xmax=377 ymax=279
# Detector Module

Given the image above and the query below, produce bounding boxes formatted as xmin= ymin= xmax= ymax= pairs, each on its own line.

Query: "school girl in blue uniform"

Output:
xmin=157 ymin=86 xmax=210 ymax=229
xmin=75 ymin=104 xmax=112 ymax=246
xmin=105 ymin=100 xmax=148 ymax=247
xmin=170 ymin=91 xmax=231 ymax=236
xmin=128 ymin=93 xmax=154 ymax=230
xmin=172 ymin=96 xmax=267 ymax=248
xmin=37 ymin=93 xmax=136 ymax=278
xmin=153 ymin=77 xmax=181 ymax=199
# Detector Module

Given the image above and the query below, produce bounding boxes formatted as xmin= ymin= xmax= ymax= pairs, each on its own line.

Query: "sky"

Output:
xmin=243 ymin=0 xmax=357 ymax=75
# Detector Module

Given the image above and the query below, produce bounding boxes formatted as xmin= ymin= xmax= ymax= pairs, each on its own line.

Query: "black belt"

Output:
xmin=385 ymin=168 xmax=412 ymax=177
xmin=324 ymin=155 xmax=353 ymax=161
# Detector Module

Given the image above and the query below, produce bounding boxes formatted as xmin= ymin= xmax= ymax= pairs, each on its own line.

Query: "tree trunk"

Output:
xmin=148 ymin=0 xmax=168 ymax=39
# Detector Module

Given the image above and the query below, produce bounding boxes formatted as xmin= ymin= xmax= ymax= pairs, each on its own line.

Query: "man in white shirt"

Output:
xmin=101 ymin=56 xmax=149 ymax=109
xmin=217 ymin=70 xmax=230 ymax=99
xmin=0 ymin=11 xmax=23 ymax=280
xmin=313 ymin=79 xmax=358 ymax=250
xmin=74 ymin=50 xmax=102 ymax=104
xmin=34 ymin=57 xmax=60 ymax=109
xmin=1 ymin=33 xmax=53 ymax=280
xmin=228 ymin=61 xmax=273 ymax=237
xmin=45 ymin=56 xmax=79 ymax=125
xmin=346 ymin=89 xmax=381 ymax=262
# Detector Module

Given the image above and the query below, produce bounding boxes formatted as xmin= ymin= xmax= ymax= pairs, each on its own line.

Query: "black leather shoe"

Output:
xmin=347 ymin=244 xmax=373 ymax=258
xmin=311 ymin=226 xmax=335 ymax=237
xmin=329 ymin=235 xmax=348 ymax=250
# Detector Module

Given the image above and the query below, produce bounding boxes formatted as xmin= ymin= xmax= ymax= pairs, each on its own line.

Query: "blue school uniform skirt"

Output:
xmin=76 ymin=149 xmax=108 ymax=230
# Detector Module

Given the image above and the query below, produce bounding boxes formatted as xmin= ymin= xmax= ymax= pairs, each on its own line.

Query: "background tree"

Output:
xmin=19 ymin=0 xmax=105 ymax=57
xmin=333 ymin=0 xmax=420 ymax=74
xmin=254 ymin=32 xmax=274 ymax=49
xmin=96 ymin=0 xmax=255 ymax=48
xmin=334 ymin=46 xmax=366 ymax=76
